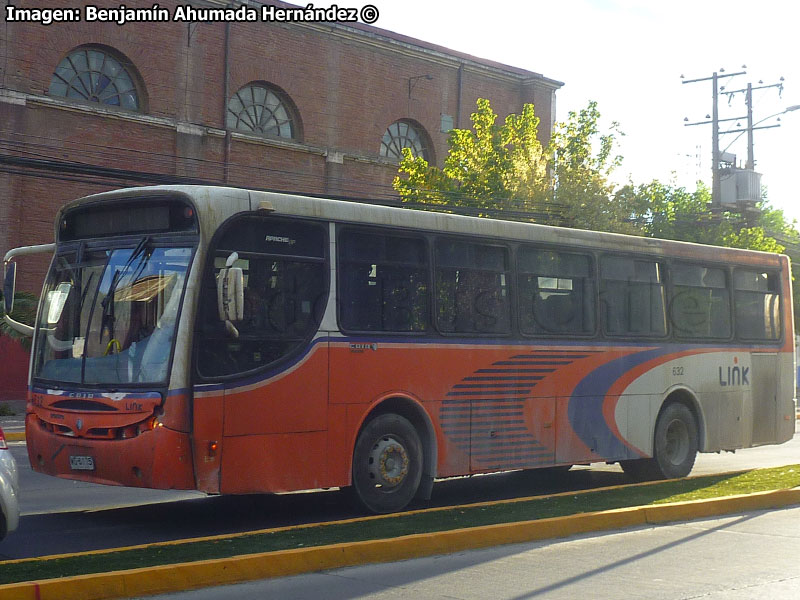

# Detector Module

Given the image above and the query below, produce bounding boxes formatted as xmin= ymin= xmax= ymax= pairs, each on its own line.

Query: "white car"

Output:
xmin=0 ymin=426 xmax=20 ymax=540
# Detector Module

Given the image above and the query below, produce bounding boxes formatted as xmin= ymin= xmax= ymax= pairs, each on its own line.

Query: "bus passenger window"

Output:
xmin=669 ymin=263 xmax=731 ymax=339
xmin=517 ymin=248 xmax=594 ymax=335
xmin=600 ymin=256 xmax=666 ymax=337
xmin=734 ymin=269 xmax=781 ymax=340
xmin=196 ymin=217 xmax=327 ymax=378
xmin=339 ymin=230 xmax=429 ymax=332
xmin=435 ymin=239 xmax=510 ymax=334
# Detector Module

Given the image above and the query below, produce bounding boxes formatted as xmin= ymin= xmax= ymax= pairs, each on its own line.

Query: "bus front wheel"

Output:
xmin=350 ymin=413 xmax=423 ymax=514
xmin=621 ymin=402 xmax=698 ymax=481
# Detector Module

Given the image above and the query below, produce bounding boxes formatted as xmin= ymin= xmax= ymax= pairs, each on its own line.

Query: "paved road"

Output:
xmin=1 ymin=422 xmax=798 ymax=559
xmin=132 ymin=505 xmax=800 ymax=599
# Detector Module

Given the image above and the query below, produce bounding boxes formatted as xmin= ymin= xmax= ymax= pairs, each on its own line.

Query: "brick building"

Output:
xmin=1 ymin=0 xmax=563 ymax=293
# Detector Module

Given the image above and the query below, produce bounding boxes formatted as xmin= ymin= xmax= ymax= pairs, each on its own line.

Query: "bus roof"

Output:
xmin=63 ymin=185 xmax=786 ymax=267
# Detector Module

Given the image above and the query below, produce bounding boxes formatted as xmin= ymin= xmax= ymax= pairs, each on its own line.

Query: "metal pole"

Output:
xmin=746 ymin=82 xmax=754 ymax=170
xmin=712 ymin=72 xmax=720 ymax=206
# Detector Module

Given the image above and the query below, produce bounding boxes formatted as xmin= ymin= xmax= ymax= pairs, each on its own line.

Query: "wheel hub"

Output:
xmin=664 ymin=419 xmax=690 ymax=465
xmin=368 ymin=437 xmax=409 ymax=487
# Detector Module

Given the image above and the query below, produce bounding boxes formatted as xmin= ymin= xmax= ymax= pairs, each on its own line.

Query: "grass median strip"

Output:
xmin=2 ymin=464 xmax=799 ymax=585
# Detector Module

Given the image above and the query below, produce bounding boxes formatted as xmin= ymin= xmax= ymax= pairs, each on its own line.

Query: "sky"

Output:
xmin=368 ymin=0 xmax=800 ymax=222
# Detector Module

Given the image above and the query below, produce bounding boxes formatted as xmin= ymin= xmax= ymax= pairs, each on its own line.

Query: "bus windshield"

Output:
xmin=33 ymin=242 xmax=192 ymax=385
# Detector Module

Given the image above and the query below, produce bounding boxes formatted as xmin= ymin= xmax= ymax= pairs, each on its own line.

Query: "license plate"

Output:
xmin=69 ymin=455 xmax=95 ymax=471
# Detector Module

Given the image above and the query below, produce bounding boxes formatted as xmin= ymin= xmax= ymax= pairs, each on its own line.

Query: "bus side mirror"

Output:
xmin=3 ymin=261 xmax=15 ymax=314
xmin=3 ymin=243 xmax=54 ymax=337
xmin=2 ymin=260 xmax=33 ymax=337
xmin=217 ymin=253 xmax=243 ymax=338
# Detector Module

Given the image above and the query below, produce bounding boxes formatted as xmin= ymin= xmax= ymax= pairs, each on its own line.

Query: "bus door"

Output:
xmin=750 ymin=352 xmax=778 ymax=445
xmin=219 ymin=340 xmax=329 ymax=494
xmin=193 ymin=216 xmax=331 ymax=493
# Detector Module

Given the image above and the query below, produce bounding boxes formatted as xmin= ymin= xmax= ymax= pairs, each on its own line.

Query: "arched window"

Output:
xmin=49 ymin=46 xmax=141 ymax=111
xmin=380 ymin=120 xmax=432 ymax=161
xmin=227 ymin=83 xmax=299 ymax=140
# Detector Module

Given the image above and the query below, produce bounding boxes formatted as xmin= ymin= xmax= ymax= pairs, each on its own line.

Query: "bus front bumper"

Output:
xmin=26 ymin=414 xmax=196 ymax=490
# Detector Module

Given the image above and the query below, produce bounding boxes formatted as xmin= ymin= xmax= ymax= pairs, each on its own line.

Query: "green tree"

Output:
xmin=618 ymin=180 xmax=795 ymax=254
xmin=617 ymin=181 xmax=716 ymax=243
xmin=720 ymin=226 xmax=785 ymax=253
xmin=394 ymin=98 xmax=549 ymax=213
xmin=549 ymin=102 xmax=636 ymax=233
xmin=393 ymin=98 xmax=631 ymax=230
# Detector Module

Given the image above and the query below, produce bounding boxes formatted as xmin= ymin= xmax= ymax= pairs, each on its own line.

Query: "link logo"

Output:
xmin=719 ymin=357 xmax=750 ymax=387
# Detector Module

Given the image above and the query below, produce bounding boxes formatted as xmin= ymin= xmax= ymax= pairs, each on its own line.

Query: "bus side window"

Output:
xmin=435 ymin=239 xmax=510 ymax=334
xmin=669 ymin=263 xmax=731 ymax=339
xmin=734 ymin=269 xmax=781 ymax=340
xmin=600 ymin=256 xmax=667 ymax=337
xmin=517 ymin=248 xmax=594 ymax=335
xmin=339 ymin=230 xmax=429 ymax=333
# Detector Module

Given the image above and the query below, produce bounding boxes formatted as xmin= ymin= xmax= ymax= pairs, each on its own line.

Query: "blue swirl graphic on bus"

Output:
xmin=568 ymin=348 xmax=666 ymax=460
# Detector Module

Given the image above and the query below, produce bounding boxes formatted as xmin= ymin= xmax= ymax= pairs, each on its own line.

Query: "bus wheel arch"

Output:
xmin=349 ymin=396 xmax=437 ymax=513
xmin=622 ymin=390 xmax=701 ymax=481
xmin=659 ymin=388 xmax=705 ymax=452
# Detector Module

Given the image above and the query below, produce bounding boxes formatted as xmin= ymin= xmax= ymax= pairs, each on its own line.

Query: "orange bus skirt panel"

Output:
xmin=220 ymin=431 xmax=329 ymax=494
xmin=330 ymin=342 xmax=615 ymax=475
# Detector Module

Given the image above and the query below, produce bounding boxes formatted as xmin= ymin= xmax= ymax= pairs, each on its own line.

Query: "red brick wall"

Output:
xmin=0 ymin=337 xmax=29 ymax=402
xmin=1 ymin=0 xmax=561 ymax=294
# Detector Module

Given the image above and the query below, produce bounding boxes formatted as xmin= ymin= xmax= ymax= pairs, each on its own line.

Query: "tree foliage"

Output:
xmin=394 ymin=97 xmax=795 ymax=251
xmin=617 ymin=181 xmax=715 ymax=242
xmin=394 ymin=98 xmax=631 ymax=232
xmin=393 ymin=98 xmax=549 ymax=212
xmin=550 ymin=102 xmax=635 ymax=233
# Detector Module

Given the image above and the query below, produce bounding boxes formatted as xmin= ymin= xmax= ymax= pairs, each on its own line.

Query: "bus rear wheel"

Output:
xmin=621 ymin=402 xmax=698 ymax=481
xmin=351 ymin=413 xmax=423 ymax=514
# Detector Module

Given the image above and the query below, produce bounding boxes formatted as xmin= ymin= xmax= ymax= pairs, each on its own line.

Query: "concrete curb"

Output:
xmin=2 ymin=487 xmax=799 ymax=600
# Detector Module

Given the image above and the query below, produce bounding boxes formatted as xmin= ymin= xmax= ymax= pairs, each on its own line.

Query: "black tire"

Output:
xmin=621 ymin=402 xmax=698 ymax=481
xmin=350 ymin=413 xmax=423 ymax=514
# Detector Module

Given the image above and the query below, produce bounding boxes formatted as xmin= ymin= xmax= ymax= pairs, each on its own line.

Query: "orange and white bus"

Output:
xmin=3 ymin=185 xmax=796 ymax=513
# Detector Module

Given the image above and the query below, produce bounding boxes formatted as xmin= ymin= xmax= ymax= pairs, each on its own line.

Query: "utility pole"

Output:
xmin=683 ymin=69 xmax=789 ymax=210
xmin=721 ymin=79 xmax=785 ymax=170
xmin=747 ymin=82 xmax=754 ymax=169
xmin=682 ymin=68 xmax=746 ymax=207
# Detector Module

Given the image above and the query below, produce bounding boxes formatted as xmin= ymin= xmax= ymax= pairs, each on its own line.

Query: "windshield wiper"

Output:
xmin=128 ymin=235 xmax=152 ymax=265
xmin=100 ymin=236 xmax=152 ymax=343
